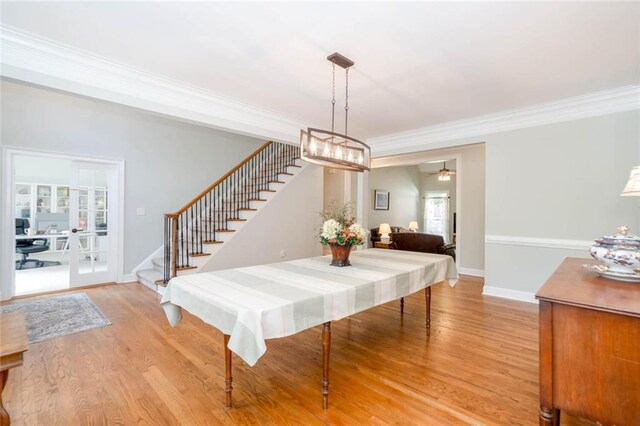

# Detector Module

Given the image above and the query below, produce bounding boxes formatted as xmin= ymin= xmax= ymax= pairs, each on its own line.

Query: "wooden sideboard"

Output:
xmin=536 ymin=258 xmax=640 ymax=425
xmin=0 ymin=312 xmax=28 ymax=426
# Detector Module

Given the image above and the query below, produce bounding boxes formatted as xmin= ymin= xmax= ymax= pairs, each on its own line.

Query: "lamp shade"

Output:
xmin=622 ymin=166 xmax=640 ymax=196
xmin=408 ymin=221 xmax=419 ymax=230
xmin=379 ymin=223 xmax=392 ymax=235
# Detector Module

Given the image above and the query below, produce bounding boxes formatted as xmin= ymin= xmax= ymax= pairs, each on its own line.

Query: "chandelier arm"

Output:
xmin=344 ymin=67 xmax=349 ymax=136
xmin=331 ymin=61 xmax=336 ymax=133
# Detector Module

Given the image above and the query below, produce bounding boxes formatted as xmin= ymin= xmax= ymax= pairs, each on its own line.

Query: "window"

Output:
xmin=424 ymin=191 xmax=450 ymax=243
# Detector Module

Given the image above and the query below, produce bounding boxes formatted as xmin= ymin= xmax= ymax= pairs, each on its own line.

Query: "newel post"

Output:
xmin=164 ymin=213 xmax=179 ymax=283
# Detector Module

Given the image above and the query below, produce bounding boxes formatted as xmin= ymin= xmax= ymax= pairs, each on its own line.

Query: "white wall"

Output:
xmin=200 ymin=164 xmax=323 ymax=271
xmin=484 ymin=110 xmax=640 ymax=298
xmin=368 ymin=165 xmax=422 ymax=230
xmin=372 ymin=144 xmax=486 ymax=275
xmin=0 ymin=79 xmax=264 ymax=276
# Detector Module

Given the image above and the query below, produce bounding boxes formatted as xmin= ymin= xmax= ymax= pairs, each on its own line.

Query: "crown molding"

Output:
xmin=369 ymin=85 xmax=640 ymax=156
xmin=2 ymin=25 xmax=638 ymax=150
xmin=0 ymin=25 xmax=306 ymax=143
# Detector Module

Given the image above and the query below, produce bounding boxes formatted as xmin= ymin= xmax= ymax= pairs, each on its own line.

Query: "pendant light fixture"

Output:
xmin=300 ymin=52 xmax=371 ymax=172
xmin=438 ymin=161 xmax=452 ymax=182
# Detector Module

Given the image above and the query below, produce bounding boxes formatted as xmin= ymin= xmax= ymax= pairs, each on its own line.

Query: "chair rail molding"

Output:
xmin=0 ymin=25 xmax=306 ymax=144
xmin=485 ymin=235 xmax=593 ymax=251
xmin=368 ymin=85 xmax=640 ymax=156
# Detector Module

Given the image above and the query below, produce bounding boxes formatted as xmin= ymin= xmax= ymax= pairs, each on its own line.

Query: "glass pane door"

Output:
xmin=69 ymin=162 xmax=116 ymax=287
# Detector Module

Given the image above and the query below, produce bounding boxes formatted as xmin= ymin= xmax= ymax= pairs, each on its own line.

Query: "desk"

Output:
xmin=536 ymin=258 xmax=640 ymax=425
xmin=0 ymin=312 xmax=28 ymax=426
xmin=162 ymin=249 xmax=457 ymax=409
xmin=16 ymin=231 xmax=95 ymax=256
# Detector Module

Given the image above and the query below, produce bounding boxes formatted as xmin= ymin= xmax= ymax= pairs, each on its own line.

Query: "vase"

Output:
xmin=329 ymin=243 xmax=352 ymax=267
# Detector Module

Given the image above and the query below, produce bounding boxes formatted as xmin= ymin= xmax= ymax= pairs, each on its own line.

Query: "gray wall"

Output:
xmin=368 ymin=165 xmax=422 ymax=230
xmin=484 ymin=110 xmax=640 ymax=294
xmin=323 ymin=168 xmax=347 ymax=209
xmin=1 ymin=79 xmax=264 ymax=273
xmin=373 ymin=110 xmax=638 ymax=298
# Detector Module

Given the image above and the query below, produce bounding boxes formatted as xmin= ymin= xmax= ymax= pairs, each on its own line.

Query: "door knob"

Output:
xmin=71 ymin=228 xmax=80 ymax=233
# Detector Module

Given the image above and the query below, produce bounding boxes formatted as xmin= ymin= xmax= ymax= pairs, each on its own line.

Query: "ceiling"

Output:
xmin=1 ymin=2 xmax=638 ymax=140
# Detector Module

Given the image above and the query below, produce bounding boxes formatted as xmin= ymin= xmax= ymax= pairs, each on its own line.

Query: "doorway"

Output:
xmin=3 ymin=149 xmax=124 ymax=298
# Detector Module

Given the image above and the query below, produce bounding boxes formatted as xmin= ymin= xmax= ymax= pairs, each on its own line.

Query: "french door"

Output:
xmin=68 ymin=161 xmax=118 ymax=287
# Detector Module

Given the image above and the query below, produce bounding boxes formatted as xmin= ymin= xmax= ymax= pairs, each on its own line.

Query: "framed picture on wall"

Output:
xmin=374 ymin=190 xmax=390 ymax=210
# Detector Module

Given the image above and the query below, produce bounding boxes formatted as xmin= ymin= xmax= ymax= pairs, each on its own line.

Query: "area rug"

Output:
xmin=0 ymin=292 xmax=111 ymax=343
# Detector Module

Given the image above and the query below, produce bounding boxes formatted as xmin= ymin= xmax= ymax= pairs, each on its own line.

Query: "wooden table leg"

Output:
xmin=223 ymin=334 xmax=233 ymax=409
xmin=425 ymin=286 xmax=432 ymax=337
xmin=539 ymin=407 xmax=560 ymax=425
xmin=0 ymin=370 xmax=9 ymax=426
xmin=322 ymin=322 xmax=331 ymax=410
xmin=400 ymin=297 xmax=405 ymax=315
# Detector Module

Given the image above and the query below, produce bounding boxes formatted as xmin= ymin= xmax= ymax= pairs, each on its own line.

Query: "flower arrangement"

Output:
xmin=319 ymin=202 xmax=367 ymax=247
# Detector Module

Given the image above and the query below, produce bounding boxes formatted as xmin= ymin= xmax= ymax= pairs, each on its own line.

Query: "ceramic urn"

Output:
xmin=590 ymin=225 xmax=640 ymax=273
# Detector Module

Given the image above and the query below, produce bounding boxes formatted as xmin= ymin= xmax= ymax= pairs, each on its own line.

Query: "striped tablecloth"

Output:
xmin=161 ymin=248 xmax=458 ymax=366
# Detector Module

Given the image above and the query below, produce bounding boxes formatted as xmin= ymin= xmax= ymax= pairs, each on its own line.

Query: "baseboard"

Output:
xmin=482 ymin=285 xmax=538 ymax=304
xmin=119 ymin=273 xmax=137 ymax=283
xmin=458 ymin=267 xmax=484 ymax=277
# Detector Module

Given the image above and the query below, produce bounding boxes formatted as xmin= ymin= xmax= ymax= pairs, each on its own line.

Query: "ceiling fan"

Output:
xmin=425 ymin=161 xmax=456 ymax=181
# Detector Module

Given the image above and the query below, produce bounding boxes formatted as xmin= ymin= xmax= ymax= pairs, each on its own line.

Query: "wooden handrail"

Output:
xmin=166 ymin=141 xmax=273 ymax=217
xmin=161 ymin=140 xmax=300 ymax=283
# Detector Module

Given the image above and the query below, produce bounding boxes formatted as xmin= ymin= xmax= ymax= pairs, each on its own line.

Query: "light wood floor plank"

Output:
xmin=2 ymin=276 xmax=595 ymax=425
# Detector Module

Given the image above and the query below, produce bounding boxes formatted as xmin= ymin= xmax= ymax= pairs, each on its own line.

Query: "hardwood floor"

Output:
xmin=2 ymin=276 xmax=595 ymax=425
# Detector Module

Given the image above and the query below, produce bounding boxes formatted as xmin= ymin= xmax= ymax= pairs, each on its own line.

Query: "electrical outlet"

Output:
xmin=136 ymin=208 xmax=146 ymax=216
xmin=280 ymin=249 xmax=286 ymax=258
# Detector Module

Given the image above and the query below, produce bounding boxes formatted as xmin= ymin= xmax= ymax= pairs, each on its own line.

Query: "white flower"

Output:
xmin=349 ymin=223 xmax=367 ymax=241
xmin=321 ymin=219 xmax=342 ymax=240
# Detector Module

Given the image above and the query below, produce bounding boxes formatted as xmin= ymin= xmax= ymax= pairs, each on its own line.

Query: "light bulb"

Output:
xmin=347 ymin=150 xmax=354 ymax=162
xmin=323 ymin=143 xmax=330 ymax=156
xmin=310 ymin=138 xmax=317 ymax=155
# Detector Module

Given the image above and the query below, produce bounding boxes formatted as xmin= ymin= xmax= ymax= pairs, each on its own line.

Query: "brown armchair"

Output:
xmin=390 ymin=232 xmax=456 ymax=260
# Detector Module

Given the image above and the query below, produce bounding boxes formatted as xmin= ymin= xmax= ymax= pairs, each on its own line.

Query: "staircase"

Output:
xmin=136 ymin=141 xmax=301 ymax=290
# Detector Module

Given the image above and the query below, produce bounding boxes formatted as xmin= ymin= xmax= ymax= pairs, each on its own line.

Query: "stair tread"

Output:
xmin=137 ymin=268 xmax=163 ymax=279
xmin=190 ymin=252 xmax=211 ymax=257
xmin=215 ymin=229 xmax=236 ymax=233
xmin=177 ymin=265 xmax=198 ymax=271
xmin=203 ymin=240 xmax=224 ymax=244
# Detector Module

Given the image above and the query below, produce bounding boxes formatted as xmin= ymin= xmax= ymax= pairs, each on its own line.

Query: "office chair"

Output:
xmin=15 ymin=218 xmax=49 ymax=270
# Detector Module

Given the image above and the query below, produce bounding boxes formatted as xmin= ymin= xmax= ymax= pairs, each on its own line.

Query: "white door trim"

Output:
xmin=1 ymin=146 xmax=125 ymax=300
